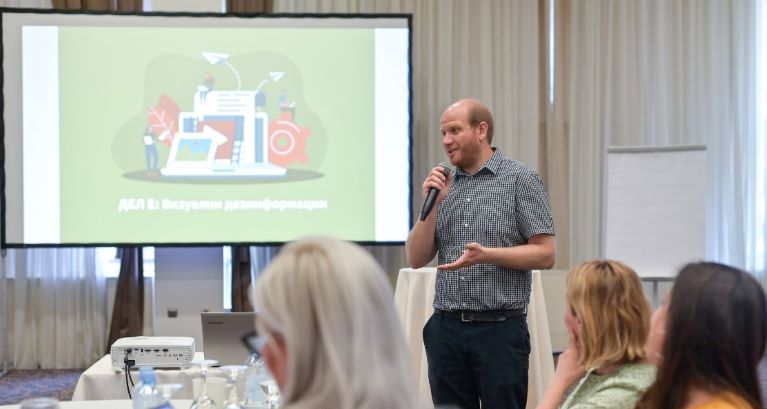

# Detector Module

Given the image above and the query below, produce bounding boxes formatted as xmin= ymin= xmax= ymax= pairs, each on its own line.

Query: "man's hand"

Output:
xmin=422 ymin=166 xmax=451 ymax=202
xmin=407 ymin=166 xmax=453 ymax=268
xmin=438 ymin=242 xmax=486 ymax=270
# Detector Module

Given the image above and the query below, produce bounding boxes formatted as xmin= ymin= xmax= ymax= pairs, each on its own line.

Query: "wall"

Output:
xmin=153 ymin=247 xmax=224 ymax=350
xmin=540 ymin=270 xmax=568 ymax=353
xmin=105 ymin=248 xmax=224 ymax=351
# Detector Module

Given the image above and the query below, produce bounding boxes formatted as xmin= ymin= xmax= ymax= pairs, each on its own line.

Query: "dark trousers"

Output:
xmin=423 ymin=313 xmax=530 ymax=409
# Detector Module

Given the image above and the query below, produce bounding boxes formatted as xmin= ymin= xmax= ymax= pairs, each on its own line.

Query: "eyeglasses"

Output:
xmin=240 ymin=330 xmax=268 ymax=358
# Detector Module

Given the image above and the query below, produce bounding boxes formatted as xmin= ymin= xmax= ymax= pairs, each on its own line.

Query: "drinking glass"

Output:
xmin=220 ymin=364 xmax=246 ymax=409
xmin=190 ymin=359 xmax=220 ymax=409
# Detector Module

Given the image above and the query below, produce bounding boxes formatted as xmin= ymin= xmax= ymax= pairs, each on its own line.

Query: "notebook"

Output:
xmin=200 ymin=311 xmax=257 ymax=366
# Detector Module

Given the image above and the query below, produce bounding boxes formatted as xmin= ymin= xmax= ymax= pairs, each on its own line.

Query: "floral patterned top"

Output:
xmin=561 ymin=363 xmax=656 ymax=409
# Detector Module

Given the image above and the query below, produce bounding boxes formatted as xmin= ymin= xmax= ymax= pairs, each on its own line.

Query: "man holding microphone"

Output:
xmin=407 ymin=99 xmax=556 ymax=409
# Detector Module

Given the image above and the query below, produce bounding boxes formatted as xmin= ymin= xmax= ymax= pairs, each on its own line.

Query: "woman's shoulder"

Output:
xmin=608 ymin=363 xmax=657 ymax=387
xmin=562 ymin=364 xmax=656 ymax=409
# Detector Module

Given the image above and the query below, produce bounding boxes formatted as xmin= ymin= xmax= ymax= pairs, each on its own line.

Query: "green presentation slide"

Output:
xmin=57 ymin=26 xmax=376 ymax=243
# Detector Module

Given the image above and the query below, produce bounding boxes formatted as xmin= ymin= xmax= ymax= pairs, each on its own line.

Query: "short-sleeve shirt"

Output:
xmin=434 ymin=149 xmax=555 ymax=311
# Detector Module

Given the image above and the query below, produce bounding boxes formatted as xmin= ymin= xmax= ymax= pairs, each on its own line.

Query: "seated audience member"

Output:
xmin=637 ymin=262 xmax=766 ymax=409
xmin=537 ymin=260 xmax=656 ymax=409
xmin=250 ymin=236 xmax=429 ymax=409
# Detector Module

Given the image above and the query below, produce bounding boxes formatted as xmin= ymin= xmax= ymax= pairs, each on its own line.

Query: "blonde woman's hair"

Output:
xmin=566 ymin=260 xmax=651 ymax=370
xmin=253 ymin=236 xmax=426 ymax=409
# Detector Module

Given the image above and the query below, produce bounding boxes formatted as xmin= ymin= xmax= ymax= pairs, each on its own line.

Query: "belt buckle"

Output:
xmin=461 ymin=312 xmax=472 ymax=322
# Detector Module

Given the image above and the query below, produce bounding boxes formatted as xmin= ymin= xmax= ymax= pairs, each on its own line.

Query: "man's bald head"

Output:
xmin=445 ymin=99 xmax=495 ymax=144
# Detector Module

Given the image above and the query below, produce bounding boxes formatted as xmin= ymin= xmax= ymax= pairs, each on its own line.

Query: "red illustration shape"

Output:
xmin=147 ymin=94 xmax=180 ymax=146
xmin=268 ymin=111 xmax=311 ymax=165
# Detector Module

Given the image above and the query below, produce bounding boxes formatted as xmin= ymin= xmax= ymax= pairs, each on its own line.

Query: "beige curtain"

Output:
xmin=106 ymin=248 xmax=144 ymax=352
xmin=6 ymin=248 xmax=106 ymax=369
xmin=274 ymin=0 xmax=543 ymax=278
xmin=550 ymin=0 xmax=760 ymax=272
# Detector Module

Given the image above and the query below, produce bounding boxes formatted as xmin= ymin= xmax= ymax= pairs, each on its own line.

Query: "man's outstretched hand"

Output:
xmin=438 ymin=242 xmax=486 ymax=270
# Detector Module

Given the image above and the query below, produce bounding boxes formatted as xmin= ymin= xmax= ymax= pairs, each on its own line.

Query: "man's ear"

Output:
xmin=477 ymin=122 xmax=489 ymax=141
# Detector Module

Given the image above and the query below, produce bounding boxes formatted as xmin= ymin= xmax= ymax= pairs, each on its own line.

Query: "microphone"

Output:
xmin=419 ymin=162 xmax=453 ymax=221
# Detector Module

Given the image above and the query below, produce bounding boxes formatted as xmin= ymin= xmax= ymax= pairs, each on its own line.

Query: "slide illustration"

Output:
xmin=142 ymin=51 xmax=312 ymax=179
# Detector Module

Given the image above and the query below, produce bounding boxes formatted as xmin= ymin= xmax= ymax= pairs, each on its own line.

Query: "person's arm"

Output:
xmin=406 ymin=167 xmax=451 ymax=268
xmin=437 ymin=234 xmax=555 ymax=271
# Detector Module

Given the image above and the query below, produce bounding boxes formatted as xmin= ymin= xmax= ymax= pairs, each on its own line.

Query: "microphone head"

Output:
xmin=438 ymin=161 xmax=453 ymax=176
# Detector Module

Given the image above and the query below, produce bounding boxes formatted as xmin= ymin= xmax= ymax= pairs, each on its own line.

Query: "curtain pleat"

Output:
xmin=106 ymin=247 xmax=144 ymax=352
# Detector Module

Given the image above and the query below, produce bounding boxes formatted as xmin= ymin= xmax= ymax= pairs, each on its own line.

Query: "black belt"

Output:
xmin=435 ymin=308 xmax=525 ymax=322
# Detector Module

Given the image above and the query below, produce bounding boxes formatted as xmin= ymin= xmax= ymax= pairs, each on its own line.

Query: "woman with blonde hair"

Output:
xmin=249 ymin=236 xmax=428 ymax=409
xmin=537 ymin=260 xmax=655 ymax=409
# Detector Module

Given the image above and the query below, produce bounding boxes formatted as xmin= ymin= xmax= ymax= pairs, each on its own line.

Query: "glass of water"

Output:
xmin=190 ymin=359 xmax=220 ymax=409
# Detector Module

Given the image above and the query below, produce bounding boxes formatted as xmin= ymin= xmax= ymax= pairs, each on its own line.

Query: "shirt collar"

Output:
xmin=456 ymin=148 xmax=502 ymax=177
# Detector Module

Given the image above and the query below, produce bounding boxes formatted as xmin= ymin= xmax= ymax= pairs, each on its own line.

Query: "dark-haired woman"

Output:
xmin=638 ymin=262 xmax=766 ymax=409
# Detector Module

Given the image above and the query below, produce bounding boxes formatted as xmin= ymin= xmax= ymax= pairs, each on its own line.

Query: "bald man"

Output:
xmin=406 ymin=99 xmax=556 ymax=409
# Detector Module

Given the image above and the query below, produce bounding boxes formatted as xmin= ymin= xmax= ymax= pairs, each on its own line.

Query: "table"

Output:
xmin=0 ymin=400 xmax=192 ymax=408
xmin=72 ymin=353 xmax=237 ymax=401
xmin=393 ymin=267 xmax=555 ymax=409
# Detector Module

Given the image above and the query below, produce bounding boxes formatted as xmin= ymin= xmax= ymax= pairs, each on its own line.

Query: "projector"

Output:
xmin=110 ymin=336 xmax=195 ymax=371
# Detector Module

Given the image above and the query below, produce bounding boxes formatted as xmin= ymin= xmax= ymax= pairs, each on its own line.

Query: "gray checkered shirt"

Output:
xmin=434 ymin=149 xmax=555 ymax=311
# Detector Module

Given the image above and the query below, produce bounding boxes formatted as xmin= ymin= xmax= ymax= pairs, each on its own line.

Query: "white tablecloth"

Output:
xmin=393 ymin=267 xmax=555 ymax=409
xmin=72 ymin=352 xmax=234 ymax=401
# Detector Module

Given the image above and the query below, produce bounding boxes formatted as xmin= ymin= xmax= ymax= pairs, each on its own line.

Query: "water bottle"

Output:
xmin=241 ymin=353 xmax=268 ymax=408
xmin=133 ymin=367 xmax=173 ymax=409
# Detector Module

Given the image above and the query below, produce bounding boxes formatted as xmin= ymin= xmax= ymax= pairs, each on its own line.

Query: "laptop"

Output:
xmin=201 ymin=312 xmax=257 ymax=366
xmin=160 ymin=126 xmax=225 ymax=176
xmin=161 ymin=104 xmax=286 ymax=178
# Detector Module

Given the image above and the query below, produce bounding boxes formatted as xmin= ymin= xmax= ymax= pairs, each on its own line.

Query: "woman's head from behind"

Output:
xmin=252 ymin=236 xmax=421 ymax=409
xmin=566 ymin=260 xmax=651 ymax=370
xmin=640 ymin=262 xmax=766 ymax=409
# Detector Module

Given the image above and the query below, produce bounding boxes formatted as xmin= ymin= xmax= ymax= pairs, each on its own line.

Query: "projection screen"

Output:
xmin=1 ymin=9 xmax=412 ymax=247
